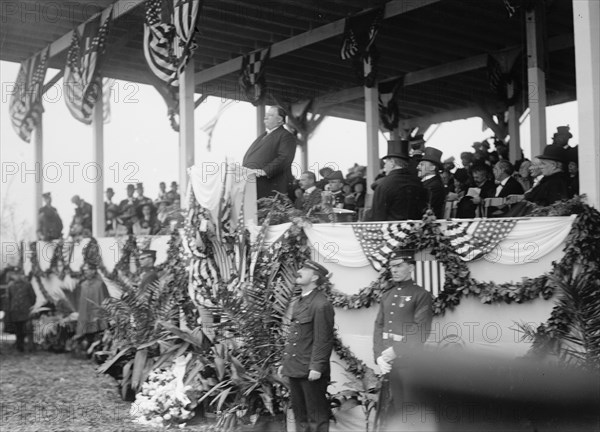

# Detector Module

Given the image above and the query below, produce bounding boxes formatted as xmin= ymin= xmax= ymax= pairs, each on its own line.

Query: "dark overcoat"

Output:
xmin=421 ymin=175 xmax=447 ymax=219
xmin=525 ymin=172 xmax=571 ymax=206
xmin=368 ymin=169 xmax=427 ymax=221
xmin=242 ymin=126 xmax=297 ymax=200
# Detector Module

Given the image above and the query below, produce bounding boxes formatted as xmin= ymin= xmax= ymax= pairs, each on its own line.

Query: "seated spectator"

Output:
xmin=514 ymin=159 xmax=533 ymax=192
xmin=156 ymin=200 xmax=170 ymax=229
xmin=133 ymin=203 xmax=161 ymax=236
xmin=527 ymin=158 xmax=544 ymax=192
xmin=446 ymin=168 xmax=471 ymax=202
xmin=456 ymin=164 xmax=496 ymax=218
xmin=367 ymin=140 xmax=426 ymax=221
xmin=525 ymin=145 xmax=571 ymax=206
xmin=460 ymin=152 xmax=474 ymax=170
xmin=166 ymin=181 xmax=180 ymax=204
xmin=566 ymin=146 xmax=579 ymax=196
xmin=119 ymin=184 xmax=138 ymax=231
xmin=489 ymin=160 xmax=524 ymax=216
xmin=295 ymin=171 xmax=322 ymax=214
xmin=105 ymin=204 xmax=120 ymax=236
xmin=135 ymin=183 xmax=153 ymax=208
xmin=348 ymin=178 xmax=366 ymax=216
xmin=156 ymin=181 xmax=168 ymax=202
xmin=325 ymin=170 xmax=346 ymax=209
xmin=316 ymin=166 xmax=334 ymax=190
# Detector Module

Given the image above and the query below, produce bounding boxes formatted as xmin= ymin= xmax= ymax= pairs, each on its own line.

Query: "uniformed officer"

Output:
xmin=373 ymin=250 xmax=433 ymax=414
xmin=280 ymin=259 xmax=335 ymax=432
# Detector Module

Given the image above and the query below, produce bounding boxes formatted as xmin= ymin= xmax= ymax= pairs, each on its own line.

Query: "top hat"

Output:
xmin=389 ymin=249 xmax=416 ymax=264
xmin=536 ymin=145 xmax=567 ymax=163
xmin=410 ymin=134 xmax=426 ymax=146
xmin=42 ymin=192 xmax=51 ymax=199
xmin=553 ymin=126 xmax=572 ymax=139
xmin=421 ymin=147 xmax=443 ymax=167
xmin=382 ymin=140 xmax=410 ymax=161
xmin=303 ymin=259 xmax=330 ymax=278
xmin=140 ymin=249 xmax=157 ymax=260
xmin=326 ymin=170 xmax=345 ymax=181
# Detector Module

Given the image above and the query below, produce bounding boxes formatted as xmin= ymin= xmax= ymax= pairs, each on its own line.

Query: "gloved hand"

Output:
xmin=376 ymin=356 xmax=392 ymax=374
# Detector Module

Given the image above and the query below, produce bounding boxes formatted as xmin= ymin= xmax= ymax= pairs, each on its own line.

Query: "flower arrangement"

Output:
xmin=131 ymin=355 xmax=197 ymax=428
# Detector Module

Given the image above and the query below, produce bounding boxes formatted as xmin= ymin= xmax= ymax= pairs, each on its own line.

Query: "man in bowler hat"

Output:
xmin=416 ymin=147 xmax=447 ymax=219
xmin=243 ymin=106 xmax=297 ymax=200
xmin=367 ymin=140 xmax=426 ymax=221
xmin=280 ymin=260 xmax=335 ymax=432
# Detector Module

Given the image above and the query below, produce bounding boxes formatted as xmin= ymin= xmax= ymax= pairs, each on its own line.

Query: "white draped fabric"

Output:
xmin=304 ymin=224 xmax=370 ymax=267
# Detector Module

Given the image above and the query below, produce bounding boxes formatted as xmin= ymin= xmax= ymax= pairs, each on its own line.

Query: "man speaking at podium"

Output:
xmin=242 ymin=106 xmax=297 ymax=200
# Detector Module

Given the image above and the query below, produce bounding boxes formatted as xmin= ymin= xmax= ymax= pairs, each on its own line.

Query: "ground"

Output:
xmin=0 ymin=339 xmax=215 ymax=432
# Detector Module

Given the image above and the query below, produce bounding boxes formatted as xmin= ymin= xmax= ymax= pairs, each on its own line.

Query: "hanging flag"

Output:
xmin=101 ymin=78 xmax=116 ymax=123
xmin=340 ymin=7 xmax=384 ymax=88
xmin=173 ymin=0 xmax=203 ymax=77
xmin=352 ymin=222 xmax=416 ymax=271
xmin=200 ymin=100 xmax=234 ymax=151
xmin=239 ymin=47 xmax=271 ymax=106
xmin=443 ymin=219 xmax=518 ymax=261
xmin=63 ymin=7 xmax=112 ymax=124
xmin=144 ymin=0 xmax=178 ymax=85
xmin=378 ymin=78 xmax=403 ymax=131
xmin=9 ymin=47 xmax=49 ymax=142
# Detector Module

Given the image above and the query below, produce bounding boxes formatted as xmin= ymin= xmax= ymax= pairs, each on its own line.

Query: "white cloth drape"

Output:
xmin=304 ymin=224 xmax=369 ymax=267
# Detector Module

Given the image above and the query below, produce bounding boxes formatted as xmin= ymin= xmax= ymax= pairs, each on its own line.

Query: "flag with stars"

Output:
xmin=444 ymin=219 xmax=518 ymax=261
xmin=64 ymin=7 xmax=112 ymax=124
xmin=9 ymin=47 xmax=49 ymax=142
xmin=352 ymin=222 xmax=415 ymax=271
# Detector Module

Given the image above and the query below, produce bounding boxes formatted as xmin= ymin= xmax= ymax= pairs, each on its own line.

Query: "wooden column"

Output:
xmin=91 ymin=83 xmax=105 ymax=238
xmin=256 ymin=104 xmax=265 ymax=135
xmin=33 ymin=120 xmax=43 ymax=236
xmin=526 ymin=1 xmax=547 ymax=158
xmin=179 ymin=58 xmax=195 ymax=208
xmin=573 ymin=0 xmax=600 ymax=208
xmin=508 ymin=105 xmax=521 ymax=163
xmin=365 ymin=84 xmax=379 ymax=203
xmin=299 ymin=138 xmax=308 ymax=172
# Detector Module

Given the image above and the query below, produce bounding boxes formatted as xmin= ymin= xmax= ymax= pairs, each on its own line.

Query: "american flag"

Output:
xmin=173 ymin=0 xmax=203 ymax=77
xmin=352 ymin=222 xmax=415 ymax=271
xmin=443 ymin=219 xmax=518 ymax=261
xmin=239 ymin=47 xmax=270 ymax=106
xmin=64 ymin=8 xmax=112 ymax=124
xmin=200 ymin=100 xmax=234 ymax=150
xmin=144 ymin=0 xmax=178 ymax=86
xmin=9 ymin=47 xmax=49 ymax=142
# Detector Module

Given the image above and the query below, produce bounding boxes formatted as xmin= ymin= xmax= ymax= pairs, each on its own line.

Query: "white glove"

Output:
xmin=376 ymin=356 xmax=392 ymax=374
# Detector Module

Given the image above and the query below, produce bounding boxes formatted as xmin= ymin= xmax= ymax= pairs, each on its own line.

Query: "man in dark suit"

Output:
xmin=242 ymin=106 xmax=297 ymax=200
xmin=368 ymin=140 xmax=427 ymax=221
xmin=456 ymin=164 xmax=496 ymax=218
xmin=525 ymin=145 xmax=571 ymax=206
xmin=38 ymin=192 xmax=63 ymax=241
xmin=488 ymin=160 xmax=524 ymax=216
xmin=417 ymin=147 xmax=447 ymax=219
xmin=295 ymin=171 xmax=322 ymax=214
xmin=280 ymin=260 xmax=335 ymax=432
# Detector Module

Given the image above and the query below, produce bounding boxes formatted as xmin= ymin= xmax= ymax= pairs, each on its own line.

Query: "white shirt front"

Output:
xmin=495 ymin=176 xmax=510 ymax=197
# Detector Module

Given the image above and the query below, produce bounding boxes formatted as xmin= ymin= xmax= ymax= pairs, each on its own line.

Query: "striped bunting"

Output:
xmin=352 ymin=222 xmax=415 ymax=271
xmin=444 ymin=219 xmax=518 ymax=261
xmin=64 ymin=7 xmax=112 ymax=124
xmin=9 ymin=47 xmax=49 ymax=142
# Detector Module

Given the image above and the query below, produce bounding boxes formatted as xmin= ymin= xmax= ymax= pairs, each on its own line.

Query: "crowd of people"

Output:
xmin=246 ymin=105 xmax=579 ymax=222
xmin=36 ymin=181 xmax=184 ymax=241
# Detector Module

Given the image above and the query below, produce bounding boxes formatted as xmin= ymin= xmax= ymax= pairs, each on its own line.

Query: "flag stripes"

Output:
xmin=9 ymin=47 xmax=49 ymax=142
xmin=444 ymin=219 xmax=517 ymax=261
xmin=352 ymin=222 xmax=415 ymax=271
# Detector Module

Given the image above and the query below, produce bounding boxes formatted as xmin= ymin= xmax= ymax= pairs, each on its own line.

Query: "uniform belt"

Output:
xmin=382 ymin=332 xmax=404 ymax=342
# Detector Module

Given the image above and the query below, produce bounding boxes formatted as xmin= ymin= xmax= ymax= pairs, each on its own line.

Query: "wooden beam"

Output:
xmin=33 ymin=120 xmax=43 ymax=238
xmin=179 ymin=58 xmax=195 ymax=207
xmin=315 ymin=34 xmax=574 ymax=108
xmin=91 ymin=83 xmax=105 ymax=238
xmin=194 ymin=0 xmax=441 ymax=84
xmin=48 ymin=0 xmax=144 ymax=58
xmin=42 ymin=71 xmax=63 ymax=96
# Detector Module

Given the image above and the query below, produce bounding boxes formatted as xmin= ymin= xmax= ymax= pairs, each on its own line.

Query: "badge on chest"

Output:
xmin=399 ymin=296 xmax=412 ymax=307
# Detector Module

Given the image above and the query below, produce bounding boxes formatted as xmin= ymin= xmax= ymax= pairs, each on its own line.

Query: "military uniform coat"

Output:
xmin=281 ymin=290 xmax=335 ymax=378
xmin=368 ymin=169 xmax=427 ymax=221
xmin=421 ymin=175 xmax=447 ymax=219
xmin=242 ymin=126 xmax=297 ymax=200
xmin=373 ymin=279 xmax=433 ymax=362
xmin=139 ymin=268 xmax=159 ymax=291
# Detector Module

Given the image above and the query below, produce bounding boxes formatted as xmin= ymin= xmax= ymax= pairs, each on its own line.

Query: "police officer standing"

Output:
xmin=138 ymin=249 xmax=159 ymax=291
xmin=373 ymin=250 xmax=433 ymax=421
xmin=280 ymin=260 xmax=335 ymax=432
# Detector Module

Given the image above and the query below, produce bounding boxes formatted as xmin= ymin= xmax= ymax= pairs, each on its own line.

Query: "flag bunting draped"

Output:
xmin=352 ymin=222 xmax=415 ymax=271
xmin=443 ymin=219 xmax=518 ymax=261
xmin=9 ymin=47 xmax=49 ymax=142
xmin=64 ymin=7 xmax=112 ymax=124
xmin=239 ymin=47 xmax=271 ymax=106
xmin=340 ymin=7 xmax=384 ymax=88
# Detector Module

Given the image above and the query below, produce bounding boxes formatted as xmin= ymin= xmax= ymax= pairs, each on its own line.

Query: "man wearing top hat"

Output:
xmin=408 ymin=135 xmax=425 ymax=176
xmin=552 ymin=125 xmax=573 ymax=149
xmin=416 ymin=147 xmax=447 ymax=219
xmin=373 ymin=251 xmax=433 ymax=424
xmin=367 ymin=140 xmax=427 ymax=221
xmin=280 ymin=259 xmax=335 ymax=432
xmin=37 ymin=192 xmax=63 ymax=241
xmin=138 ymin=249 xmax=159 ymax=291
xmin=525 ymin=145 xmax=571 ymax=206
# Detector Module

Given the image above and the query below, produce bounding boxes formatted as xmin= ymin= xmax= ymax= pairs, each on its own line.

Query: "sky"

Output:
xmin=0 ymin=59 xmax=580 ymax=242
